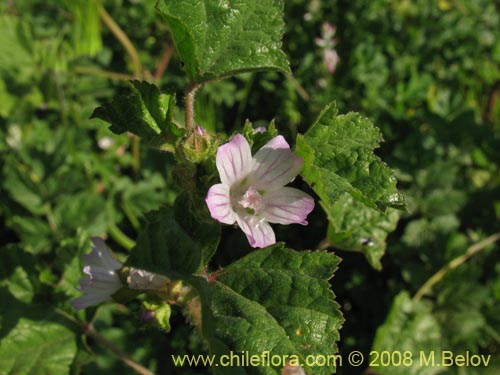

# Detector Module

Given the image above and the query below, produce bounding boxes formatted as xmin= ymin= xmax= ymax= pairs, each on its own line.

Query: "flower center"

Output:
xmin=238 ymin=186 xmax=263 ymax=214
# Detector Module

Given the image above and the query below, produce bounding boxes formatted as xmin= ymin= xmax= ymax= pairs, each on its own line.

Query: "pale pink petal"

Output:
xmin=216 ymin=134 xmax=253 ymax=186
xmin=206 ymin=183 xmax=236 ymax=224
xmin=262 ymin=187 xmax=315 ymax=225
xmin=250 ymin=135 xmax=303 ymax=192
xmin=236 ymin=213 xmax=276 ymax=248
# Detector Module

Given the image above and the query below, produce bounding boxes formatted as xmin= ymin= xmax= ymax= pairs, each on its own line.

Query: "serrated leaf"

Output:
xmin=157 ymin=0 xmax=290 ymax=83
xmin=194 ymin=244 xmax=344 ymax=375
xmin=372 ymin=292 xmax=443 ymax=375
xmin=0 ymin=291 xmax=77 ymax=375
xmin=327 ymin=193 xmax=400 ymax=270
xmin=296 ymin=103 xmax=404 ymax=212
xmin=126 ymin=194 xmax=220 ymax=278
xmin=91 ymin=81 xmax=179 ymax=151
xmin=296 ymin=103 xmax=404 ymax=269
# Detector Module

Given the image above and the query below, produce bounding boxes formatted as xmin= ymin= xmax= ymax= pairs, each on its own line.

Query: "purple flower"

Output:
xmin=71 ymin=237 xmax=122 ymax=310
xmin=205 ymin=134 xmax=314 ymax=248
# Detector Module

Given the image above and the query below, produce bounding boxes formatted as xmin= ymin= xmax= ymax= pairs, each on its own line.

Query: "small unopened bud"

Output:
xmin=181 ymin=126 xmax=213 ymax=163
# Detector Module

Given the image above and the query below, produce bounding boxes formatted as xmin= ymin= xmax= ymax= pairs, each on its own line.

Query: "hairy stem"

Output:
xmin=413 ymin=233 xmax=500 ymax=302
xmin=185 ymin=83 xmax=200 ymax=130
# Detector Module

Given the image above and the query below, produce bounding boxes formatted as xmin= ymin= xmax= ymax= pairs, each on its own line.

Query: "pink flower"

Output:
xmin=323 ymin=49 xmax=340 ymax=74
xmin=205 ymin=134 xmax=314 ymax=248
xmin=71 ymin=237 xmax=122 ymax=310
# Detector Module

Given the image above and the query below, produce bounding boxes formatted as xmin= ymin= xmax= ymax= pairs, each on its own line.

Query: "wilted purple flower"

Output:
xmin=71 ymin=237 xmax=122 ymax=310
xmin=127 ymin=269 xmax=169 ymax=291
xmin=205 ymin=134 xmax=314 ymax=248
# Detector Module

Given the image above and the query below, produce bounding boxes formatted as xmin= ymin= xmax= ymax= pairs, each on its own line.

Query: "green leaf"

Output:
xmin=63 ymin=0 xmax=102 ymax=57
xmin=157 ymin=0 xmax=290 ymax=83
xmin=0 ymin=245 xmax=35 ymax=303
xmin=296 ymin=103 xmax=404 ymax=268
xmin=91 ymin=81 xmax=179 ymax=151
xmin=0 ymin=290 xmax=77 ymax=375
xmin=327 ymin=193 xmax=400 ymax=270
xmin=296 ymin=102 xmax=404 ymax=212
xmin=126 ymin=194 xmax=220 ymax=278
xmin=194 ymin=244 xmax=344 ymax=375
xmin=372 ymin=292 xmax=443 ymax=375
xmin=0 ymin=15 xmax=33 ymax=77
xmin=242 ymin=119 xmax=279 ymax=154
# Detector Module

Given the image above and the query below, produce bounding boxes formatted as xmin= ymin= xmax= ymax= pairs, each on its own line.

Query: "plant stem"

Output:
xmin=96 ymin=1 xmax=143 ymax=173
xmin=74 ymin=66 xmax=135 ymax=81
xmin=122 ymin=202 xmax=140 ymax=231
xmin=57 ymin=308 xmax=155 ymax=375
xmin=153 ymin=43 xmax=174 ymax=83
xmin=185 ymin=83 xmax=200 ymax=130
xmin=84 ymin=324 xmax=156 ymax=375
xmin=108 ymin=222 xmax=136 ymax=251
xmin=96 ymin=1 xmax=142 ymax=78
xmin=286 ymin=72 xmax=310 ymax=101
xmin=413 ymin=233 xmax=500 ymax=302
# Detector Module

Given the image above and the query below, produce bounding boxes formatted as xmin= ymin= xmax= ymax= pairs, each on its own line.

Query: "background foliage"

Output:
xmin=1 ymin=0 xmax=500 ymax=374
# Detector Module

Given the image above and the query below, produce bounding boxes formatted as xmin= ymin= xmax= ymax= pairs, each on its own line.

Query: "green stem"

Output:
xmin=122 ymin=202 xmax=140 ymax=231
xmin=131 ymin=135 xmax=140 ymax=174
xmin=96 ymin=1 xmax=142 ymax=78
xmin=107 ymin=222 xmax=136 ymax=251
xmin=96 ymin=1 xmax=142 ymax=172
xmin=413 ymin=233 xmax=500 ymax=302
xmin=285 ymin=72 xmax=310 ymax=101
xmin=74 ymin=66 xmax=135 ymax=81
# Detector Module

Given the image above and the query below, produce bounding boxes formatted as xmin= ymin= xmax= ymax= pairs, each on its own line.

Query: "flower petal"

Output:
xmin=206 ymin=183 xmax=236 ymax=224
xmin=216 ymin=134 xmax=253 ymax=186
xmin=262 ymin=187 xmax=314 ymax=225
xmin=236 ymin=213 xmax=276 ymax=248
xmin=84 ymin=237 xmax=121 ymax=270
xmin=250 ymin=135 xmax=303 ymax=191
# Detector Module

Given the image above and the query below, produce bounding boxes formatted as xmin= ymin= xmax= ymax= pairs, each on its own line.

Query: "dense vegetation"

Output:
xmin=1 ymin=1 xmax=499 ymax=374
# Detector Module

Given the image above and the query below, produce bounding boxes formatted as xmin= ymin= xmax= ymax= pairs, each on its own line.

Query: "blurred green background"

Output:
xmin=1 ymin=0 xmax=500 ymax=374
